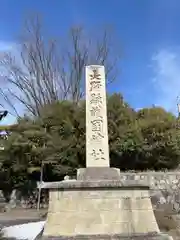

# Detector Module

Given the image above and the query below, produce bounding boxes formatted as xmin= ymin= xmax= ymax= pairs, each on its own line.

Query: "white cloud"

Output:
xmin=151 ymin=48 xmax=180 ymax=114
xmin=0 ymin=41 xmax=15 ymax=51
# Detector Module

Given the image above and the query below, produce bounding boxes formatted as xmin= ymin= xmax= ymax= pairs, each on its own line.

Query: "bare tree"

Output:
xmin=0 ymin=15 xmax=120 ymax=117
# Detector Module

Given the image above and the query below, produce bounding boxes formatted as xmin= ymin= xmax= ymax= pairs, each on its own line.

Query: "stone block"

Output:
xmin=43 ymin=181 xmax=160 ymax=237
xmin=77 ymin=167 xmax=120 ymax=180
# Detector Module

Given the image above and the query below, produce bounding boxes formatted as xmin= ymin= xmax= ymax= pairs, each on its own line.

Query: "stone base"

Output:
xmin=41 ymin=167 xmax=171 ymax=239
xmin=42 ymin=179 xmax=161 ymax=237
xmin=42 ymin=232 xmax=173 ymax=239
xmin=77 ymin=167 xmax=120 ymax=180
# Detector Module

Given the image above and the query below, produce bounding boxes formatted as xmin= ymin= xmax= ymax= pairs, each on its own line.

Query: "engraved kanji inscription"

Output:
xmin=90 ymin=106 xmax=101 ymax=117
xmin=86 ymin=65 xmax=109 ymax=167
xmin=91 ymin=117 xmax=103 ymax=132
xmin=91 ymin=116 xmax=104 ymax=141
xmin=89 ymin=68 xmax=101 ymax=80
xmin=92 ymin=132 xmax=104 ymax=141
xmin=91 ymin=148 xmax=105 ymax=161
xmin=90 ymin=93 xmax=102 ymax=105
xmin=90 ymin=81 xmax=102 ymax=91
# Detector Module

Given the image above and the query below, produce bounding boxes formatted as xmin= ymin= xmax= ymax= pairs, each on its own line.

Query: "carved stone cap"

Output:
xmin=40 ymin=179 xmax=150 ymax=190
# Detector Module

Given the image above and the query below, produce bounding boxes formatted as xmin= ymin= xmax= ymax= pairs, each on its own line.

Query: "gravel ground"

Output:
xmin=0 ymin=209 xmax=47 ymax=227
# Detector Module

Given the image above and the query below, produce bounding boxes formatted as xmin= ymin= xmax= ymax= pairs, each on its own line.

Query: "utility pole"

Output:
xmin=37 ymin=125 xmax=46 ymax=211
xmin=0 ymin=110 xmax=8 ymax=149
xmin=37 ymin=160 xmax=44 ymax=211
xmin=177 ymin=96 xmax=180 ymax=117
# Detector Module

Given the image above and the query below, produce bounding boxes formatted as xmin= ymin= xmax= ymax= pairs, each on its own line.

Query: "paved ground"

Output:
xmin=0 ymin=209 xmax=47 ymax=227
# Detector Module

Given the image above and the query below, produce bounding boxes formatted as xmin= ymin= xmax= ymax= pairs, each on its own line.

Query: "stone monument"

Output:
xmin=42 ymin=66 xmax=172 ymax=239
xmin=86 ymin=65 xmax=109 ymax=167
xmin=77 ymin=65 xmax=121 ymax=180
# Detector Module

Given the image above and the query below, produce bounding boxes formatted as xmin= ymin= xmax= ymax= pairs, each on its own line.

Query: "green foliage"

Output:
xmin=136 ymin=107 xmax=180 ymax=170
xmin=0 ymin=93 xmax=180 ymax=193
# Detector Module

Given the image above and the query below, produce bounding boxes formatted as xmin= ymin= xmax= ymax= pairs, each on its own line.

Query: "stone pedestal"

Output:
xmin=41 ymin=176 xmax=172 ymax=239
xmin=41 ymin=65 xmax=172 ymax=239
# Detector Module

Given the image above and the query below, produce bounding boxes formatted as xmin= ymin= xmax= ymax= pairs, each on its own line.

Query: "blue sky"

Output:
xmin=0 ymin=0 xmax=180 ymax=125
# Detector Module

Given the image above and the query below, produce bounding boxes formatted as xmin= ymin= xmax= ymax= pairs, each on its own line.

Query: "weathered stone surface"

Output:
xmin=42 ymin=232 xmax=173 ymax=239
xmin=43 ymin=187 xmax=159 ymax=237
xmin=77 ymin=167 xmax=120 ymax=180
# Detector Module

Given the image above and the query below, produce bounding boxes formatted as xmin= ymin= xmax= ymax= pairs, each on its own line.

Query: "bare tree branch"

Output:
xmin=0 ymin=15 xmax=121 ymax=117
